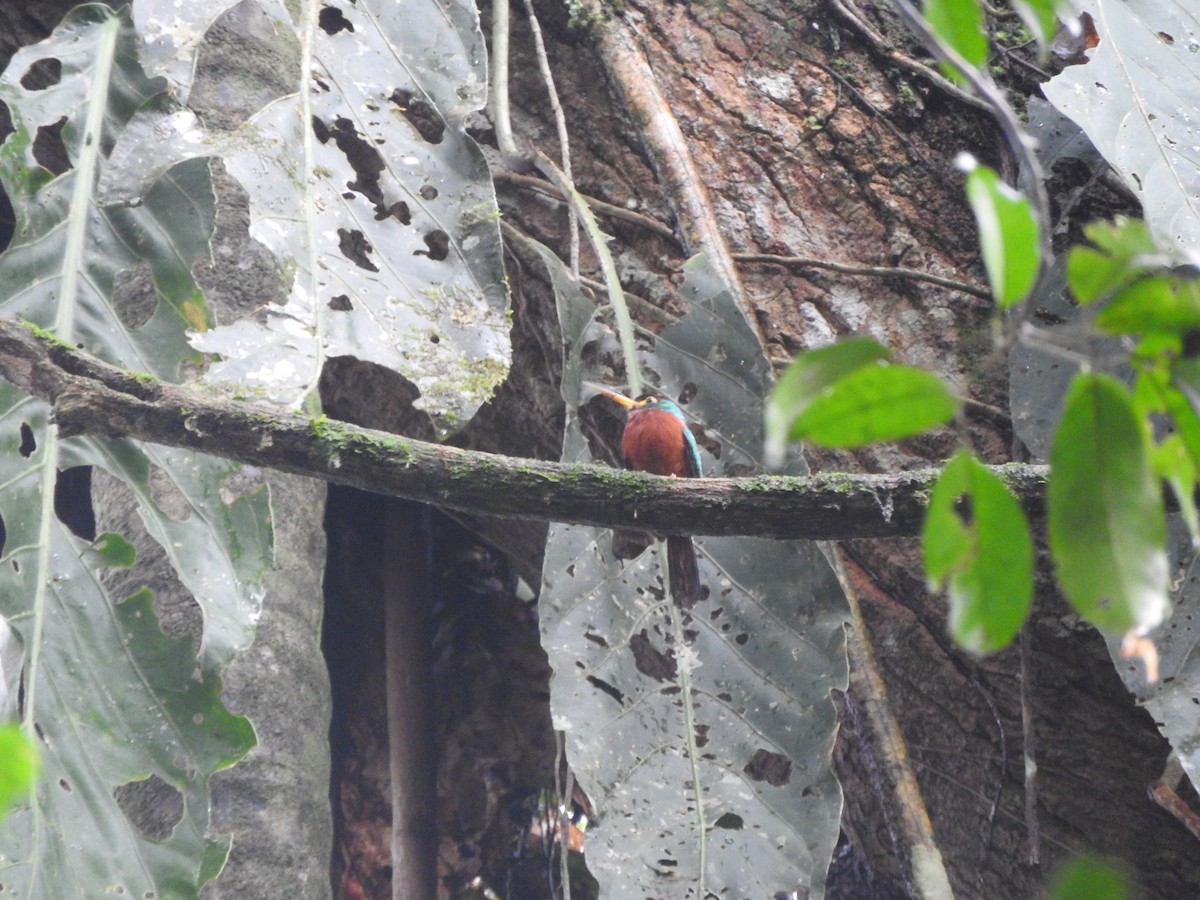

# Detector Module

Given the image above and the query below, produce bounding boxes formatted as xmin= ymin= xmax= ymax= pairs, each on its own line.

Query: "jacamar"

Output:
xmin=588 ymin=384 xmax=703 ymax=606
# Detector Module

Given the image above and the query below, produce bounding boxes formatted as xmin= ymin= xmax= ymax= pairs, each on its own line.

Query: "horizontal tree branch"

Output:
xmin=0 ymin=316 xmax=1049 ymax=540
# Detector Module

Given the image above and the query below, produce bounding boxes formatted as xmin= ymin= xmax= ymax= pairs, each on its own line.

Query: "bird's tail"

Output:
xmin=668 ymin=535 xmax=703 ymax=608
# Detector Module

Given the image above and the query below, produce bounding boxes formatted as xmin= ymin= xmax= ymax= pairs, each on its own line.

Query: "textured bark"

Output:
xmin=5 ymin=0 xmax=1200 ymax=898
xmin=490 ymin=0 xmax=1200 ymax=897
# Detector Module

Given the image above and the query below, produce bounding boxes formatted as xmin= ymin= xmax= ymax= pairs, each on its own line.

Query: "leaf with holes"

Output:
xmin=538 ymin=251 xmax=848 ymax=899
xmin=132 ymin=0 xmax=243 ymax=101
xmin=182 ymin=0 xmax=511 ymax=429
xmin=0 ymin=7 xmax=267 ymax=895
xmin=1045 ymin=0 xmax=1200 ymax=264
xmin=923 ymin=450 xmax=1034 ymax=653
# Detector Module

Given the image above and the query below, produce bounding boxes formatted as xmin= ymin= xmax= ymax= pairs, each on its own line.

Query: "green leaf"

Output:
xmin=1049 ymin=858 xmax=1129 ymax=900
xmin=962 ymin=162 xmax=1040 ymax=307
xmin=1012 ymin=0 xmax=1064 ymax=48
xmin=1153 ymin=435 xmax=1200 ymax=541
xmin=924 ymin=0 xmax=988 ymax=74
xmin=0 ymin=724 xmax=39 ymax=819
xmin=789 ymin=364 xmax=958 ymax=448
xmin=923 ymin=451 xmax=1034 ymax=653
xmin=1047 ymin=374 xmax=1168 ymax=633
xmin=765 ymin=337 xmax=890 ymax=465
xmin=86 ymin=532 xmax=137 ymax=568
xmin=1096 ymin=276 xmax=1200 ymax=335
xmin=1067 ymin=218 xmax=1160 ymax=303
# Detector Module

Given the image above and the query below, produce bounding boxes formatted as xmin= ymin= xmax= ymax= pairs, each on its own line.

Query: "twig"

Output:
xmin=489 ymin=0 xmax=518 ymax=160
xmin=520 ymin=0 xmax=580 ymax=276
xmin=0 ymin=316 xmax=1054 ymax=541
xmin=499 ymin=186 xmax=988 ymax=305
xmin=996 ymin=44 xmax=1051 ymax=81
xmin=888 ymin=0 xmax=1055 ymax=349
xmin=554 ymin=733 xmax=573 ymax=899
xmin=575 ymin=0 xmax=754 ymax=327
xmin=534 ymin=152 xmax=643 ymax=395
xmin=1020 ymin=624 xmax=1040 ymax=865
xmin=1148 ymin=756 xmax=1200 ymax=845
xmin=493 ymin=171 xmax=678 ymax=243
xmin=829 ymin=0 xmax=992 ymax=114
xmin=802 ymin=53 xmax=932 ymax=166
xmin=735 ymin=251 xmax=991 ymax=299
xmin=982 ymin=1 xmax=1020 ymax=19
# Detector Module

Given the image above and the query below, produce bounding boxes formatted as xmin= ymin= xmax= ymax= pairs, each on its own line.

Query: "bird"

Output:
xmin=588 ymin=384 xmax=703 ymax=606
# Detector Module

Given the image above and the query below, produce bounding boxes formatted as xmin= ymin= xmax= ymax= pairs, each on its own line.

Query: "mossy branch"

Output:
xmin=0 ymin=316 xmax=1049 ymax=540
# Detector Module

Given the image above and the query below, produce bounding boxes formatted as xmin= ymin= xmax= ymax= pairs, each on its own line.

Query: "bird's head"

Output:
xmin=585 ymin=383 xmax=683 ymax=419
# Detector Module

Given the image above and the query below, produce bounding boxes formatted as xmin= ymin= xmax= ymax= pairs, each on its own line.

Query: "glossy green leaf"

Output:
xmin=1049 ymin=858 xmax=1129 ymax=900
xmin=788 ymin=364 xmax=958 ymax=448
xmin=1012 ymin=0 xmax=1064 ymax=48
xmin=963 ymin=162 xmax=1040 ymax=307
xmin=1131 ymin=343 xmax=1200 ymax=468
xmin=1095 ymin=277 xmax=1200 ymax=335
xmin=1047 ymin=374 xmax=1168 ymax=633
xmin=1067 ymin=218 xmax=1160 ymax=303
xmin=765 ymin=337 xmax=890 ymax=465
xmin=1153 ymin=435 xmax=1199 ymax=541
xmin=0 ymin=724 xmax=39 ymax=819
xmin=85 ymin=532 xmax=136 ymax=568
xmin=924 ymin=0 xmax=988 ymax=73
xmin=924 ymin=451 xmax=1034 ymax=653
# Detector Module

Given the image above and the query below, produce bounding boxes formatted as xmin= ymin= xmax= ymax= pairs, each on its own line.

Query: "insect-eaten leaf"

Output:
xmin=1153 ymin=436 xmax=1200 ymax=543
xmin=770 ymin=342 xmax=957 ymax=451
xmin=960 ymin=158 xmax=1040 ymax=307
xmin=924 ymin=450 xmax=1034 ymax=653
xmin=1048 ymin=373 xmax=1168 ymax=634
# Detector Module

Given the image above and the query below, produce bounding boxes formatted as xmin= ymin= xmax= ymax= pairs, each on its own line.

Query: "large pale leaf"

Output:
xmin=183 ymin=0 xmax=511 ymax=428
xmin=0 ymin=6 xmax=266 ymax=893
xmin=132 ymin=0 xmax=242 ymax=101
xmin=0 ymin=405 xmax=255 ymax=892
xmin=1117 ymin=523 xmax=1200 ymax=788
xmin=540 ymin=253 xmax=848 ymax=898
xmin=1044 ymin=0 xmax=1200 ymax=263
